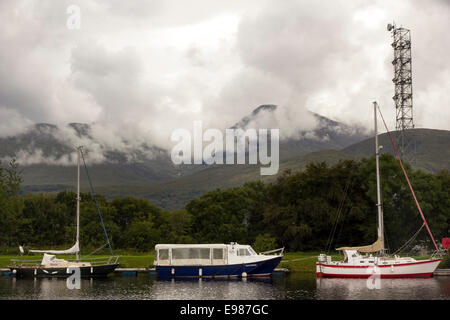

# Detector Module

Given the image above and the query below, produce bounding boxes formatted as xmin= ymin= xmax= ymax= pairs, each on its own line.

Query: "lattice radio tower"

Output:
xmin=387 ymin=23 xmax=415 ymax=162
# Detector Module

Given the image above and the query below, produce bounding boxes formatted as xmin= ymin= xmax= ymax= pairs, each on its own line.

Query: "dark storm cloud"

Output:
xmin=0 ymin=0 xmax=449 ymax=152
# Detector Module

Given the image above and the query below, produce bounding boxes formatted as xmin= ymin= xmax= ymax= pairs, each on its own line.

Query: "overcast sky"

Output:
xmin=0 ymin=0 xmax=449 ymax=151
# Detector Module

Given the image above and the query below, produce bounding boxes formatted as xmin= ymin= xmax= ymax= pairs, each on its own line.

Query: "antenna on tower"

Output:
xmin=387 ymin=22 xmax=415 ymax=163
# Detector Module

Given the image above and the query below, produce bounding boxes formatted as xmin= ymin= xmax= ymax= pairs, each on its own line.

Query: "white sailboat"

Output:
xmin=10 ymin=147 xmax=119 ymax=277
xmin=316 ymin=102 xmax=442 ymax=278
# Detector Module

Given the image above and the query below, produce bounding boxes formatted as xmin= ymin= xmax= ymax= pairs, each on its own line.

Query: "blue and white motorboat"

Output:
xmin=154 ymin=243 xmax=284 ymax=278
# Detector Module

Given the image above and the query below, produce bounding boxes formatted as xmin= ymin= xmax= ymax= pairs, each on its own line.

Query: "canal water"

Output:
xmin=0 ymin=273 xmax=449 ymax=300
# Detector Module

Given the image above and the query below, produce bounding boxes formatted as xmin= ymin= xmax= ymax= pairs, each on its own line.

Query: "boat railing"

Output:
xmin=9 ymin=259 xmax=42 ymax=267
xmin=9 ymin=256 xmax=120 ymax=267
xmin=260 ymin=247 xmax=284 ymax=256
xmin=432 ymin=249 xmax=446 ymax=259
xmin=76 ymin=256 xmax=120 ymax=265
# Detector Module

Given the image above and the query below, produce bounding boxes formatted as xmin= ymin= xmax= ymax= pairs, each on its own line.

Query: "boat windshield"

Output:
xmin=237 ymin=247 xmax=256 ymax=256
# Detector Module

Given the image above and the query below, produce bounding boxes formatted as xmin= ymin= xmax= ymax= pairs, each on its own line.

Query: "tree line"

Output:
xmin=0 ymin=154 xmax=449 ymax=254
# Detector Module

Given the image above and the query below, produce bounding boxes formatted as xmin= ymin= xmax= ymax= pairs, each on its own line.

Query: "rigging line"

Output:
xmin=376 ymin=104 xmax=439 ymax=252
xmin=81 ymin=243 xmax=108 ymax=258
xmin=80 ymin=148 xmax=115 ymax=257
xmin=326 ymin=173 xmax=353 ymax=254
xmin=325 ymin=201 xmax=341 ymax=253
xmin=327 ymin=180 xmax=349 ymax=252
xmin=393 ymin=223 xmax=425 ymax=256
xmin=325 ymin=186 xmax=344 ymax=253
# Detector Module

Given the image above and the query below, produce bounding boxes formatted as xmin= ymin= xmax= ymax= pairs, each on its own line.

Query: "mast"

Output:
xmin=76 ymin=146 xmax=81 ymax=261
xmin=373 ymin=102 xmax=385 ymax=254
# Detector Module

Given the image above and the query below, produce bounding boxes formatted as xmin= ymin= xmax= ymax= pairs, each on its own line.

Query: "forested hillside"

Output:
xmin=1 ymin=154 xmax=448 ymax=254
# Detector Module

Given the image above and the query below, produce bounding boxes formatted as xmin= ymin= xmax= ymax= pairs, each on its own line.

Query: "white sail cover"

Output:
xmin=41 ymin=253 xmax=56 ymax=265
xmin=29 ymin=241 xmax=79 ymax=254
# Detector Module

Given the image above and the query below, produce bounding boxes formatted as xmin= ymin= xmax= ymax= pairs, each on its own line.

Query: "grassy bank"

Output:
xmin=1 ymin=251 xmax=448 ymax=272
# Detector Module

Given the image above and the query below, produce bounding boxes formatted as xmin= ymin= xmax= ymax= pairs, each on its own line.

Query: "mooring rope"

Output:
xmin=282 ymin=256 xmax=318 ymax=262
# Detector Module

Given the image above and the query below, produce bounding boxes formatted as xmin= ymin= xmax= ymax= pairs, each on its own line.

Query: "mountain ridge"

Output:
xmin=1 ymin=105 xmax=448 ymax=209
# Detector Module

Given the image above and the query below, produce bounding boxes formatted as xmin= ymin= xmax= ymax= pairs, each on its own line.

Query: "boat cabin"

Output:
xmin=154 ymin=243 xmax=259 ymax=266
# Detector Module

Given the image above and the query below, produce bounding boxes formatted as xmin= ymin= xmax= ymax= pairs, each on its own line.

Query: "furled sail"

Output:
xmin=336 ymin=237 xmax=383 ymax=253
xmin=29 ymin=241 xmax=79 ymax=255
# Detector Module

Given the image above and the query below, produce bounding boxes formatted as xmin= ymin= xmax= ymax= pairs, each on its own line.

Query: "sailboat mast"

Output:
xmin=76 ymin=147 xmax=81 ymax=261
xmin=373 ymin=102 xmax=385 ymax=254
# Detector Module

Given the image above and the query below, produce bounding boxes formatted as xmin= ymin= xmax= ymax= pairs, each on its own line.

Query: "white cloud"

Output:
xmin=0 ymin=107 xmax=33 ymax=136
xmin=0 ymin=0 xmax=448 ymax=164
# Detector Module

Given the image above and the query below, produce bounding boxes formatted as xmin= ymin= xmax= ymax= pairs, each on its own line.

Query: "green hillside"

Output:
xmin=342 ymin=129 xmax=450 ymax=173
xmin=7 ymin=126 xmax=449 ymax=210
xmin=94 ymin=150 xmax=352 ymax=209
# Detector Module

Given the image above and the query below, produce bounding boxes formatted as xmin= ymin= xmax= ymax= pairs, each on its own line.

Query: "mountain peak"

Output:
xmin=68 ymin=123 xmax=91 ymax=138
xmin=34 ymin=123 xmax=58 ymax=132
xmin=251 ymin=104 xmax=277 ymax=115
xmin=231 ymin=104 xmax=277 ymax=129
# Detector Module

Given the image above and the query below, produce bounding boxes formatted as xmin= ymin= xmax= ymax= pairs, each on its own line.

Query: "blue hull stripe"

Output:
xmin=156 ymin=256 xmax=282 ymax=277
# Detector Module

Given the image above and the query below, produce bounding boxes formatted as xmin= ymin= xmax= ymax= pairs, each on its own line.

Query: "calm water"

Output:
xmin=0 ymin=273 xmax=449 ymax=300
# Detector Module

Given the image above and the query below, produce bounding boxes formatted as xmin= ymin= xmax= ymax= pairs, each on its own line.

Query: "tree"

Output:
xmin=0 ymin=160 xmax=24 ymax=247
xmin=263 ymin=160 xmax=373 ymax=251
xmin=79 ymin=196 xmax=119 ymax=250
xmin=125 ymin=219 xmax=159 ymax=251
xmin=110 ymin=197 xmax=163 ymax=248
xmin=186 ymin=184 xmax=265 ymax=244
xmin=252 ymin=234 xmax=277 ymax=253
xmin=21 ymin=194 xmax=70 ymax=246
xmin=159 ymin=209 xmax=195 ymax=243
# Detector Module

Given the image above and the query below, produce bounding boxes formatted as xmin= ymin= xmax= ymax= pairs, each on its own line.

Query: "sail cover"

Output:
xmin=336 ymin=237 xmax=383 ymax=253
xmin=29 ymin=241 xmax=79 ymax=254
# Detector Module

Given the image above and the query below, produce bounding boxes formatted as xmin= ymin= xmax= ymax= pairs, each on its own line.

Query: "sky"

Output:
xmin=0 ymin=0 xmax=449 ymax=153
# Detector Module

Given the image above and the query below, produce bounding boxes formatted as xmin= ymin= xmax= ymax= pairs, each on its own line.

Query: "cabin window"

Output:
xmin=159 ymin=249 xmax=169 ymax=260
xmin=199 ymin=248 xmax=210 ymax=259
xmin=172 ymin=248 xmax=210 ymax=260
xmin=213 ymin=248 xmax=224 ymax=260
xmin=172 ymin=248 xmax=188 ymax=260
xmin=237 ymin=248 xmax=251 ymax=256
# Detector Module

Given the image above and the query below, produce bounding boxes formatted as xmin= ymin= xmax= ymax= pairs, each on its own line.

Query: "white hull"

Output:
xmin=316 ymin=258 xmax=441 ymax=278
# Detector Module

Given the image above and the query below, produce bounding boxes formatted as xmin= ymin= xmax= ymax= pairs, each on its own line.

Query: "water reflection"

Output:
xmin=0 ymin=274 xmax=448 ymax=300
xmin=151 ymin=277 xmax=279 ymax=300
xmin=316 ymin=277 xmax=450 ymax=300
